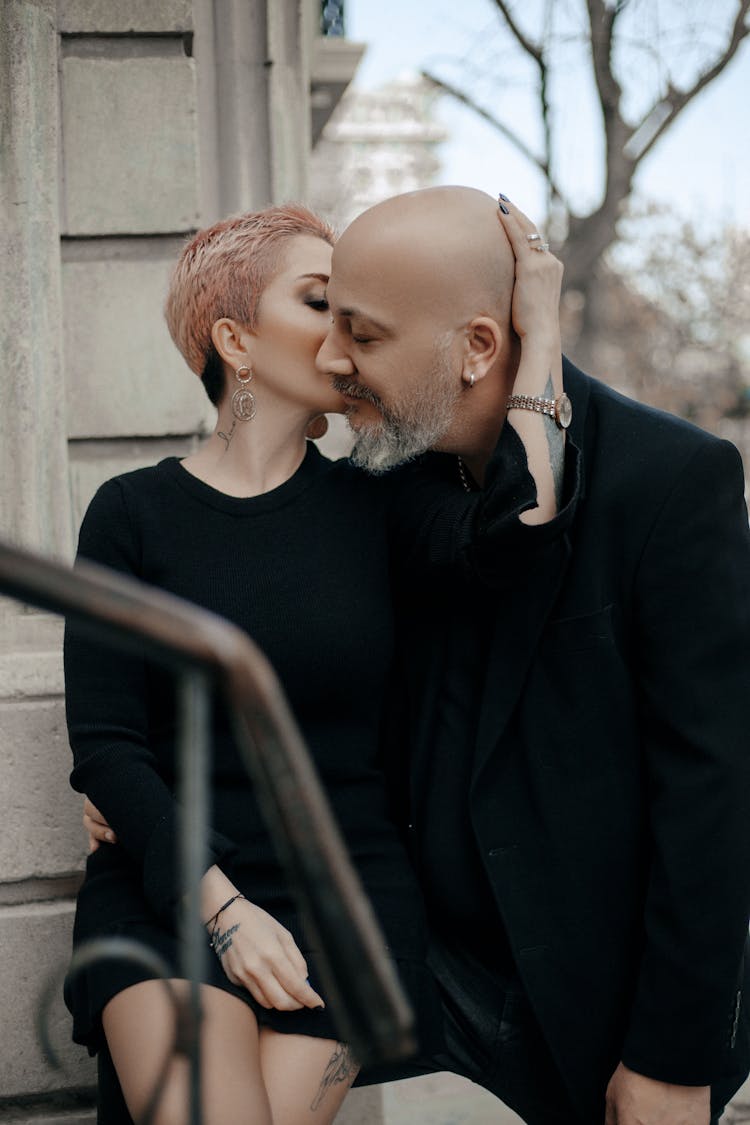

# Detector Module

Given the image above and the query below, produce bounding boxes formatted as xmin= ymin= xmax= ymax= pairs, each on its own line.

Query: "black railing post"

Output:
xmin=177 ymin=669 xmax=211 ymax=1125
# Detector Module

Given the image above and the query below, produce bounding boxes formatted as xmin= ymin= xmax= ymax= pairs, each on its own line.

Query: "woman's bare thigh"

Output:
xmin=259 ymin=1028 xmax=359 ymax=1124
xmin=102 ymin=978 xmax=272 ymax=1125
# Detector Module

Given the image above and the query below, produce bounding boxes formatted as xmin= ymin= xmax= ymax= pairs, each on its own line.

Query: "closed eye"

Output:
xmin=306 ymin=298 xmax=329 ymax=312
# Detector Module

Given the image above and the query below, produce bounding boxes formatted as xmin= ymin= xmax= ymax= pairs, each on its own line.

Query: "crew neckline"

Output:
xmin=158 ymin=441 xmax=330 ymax=515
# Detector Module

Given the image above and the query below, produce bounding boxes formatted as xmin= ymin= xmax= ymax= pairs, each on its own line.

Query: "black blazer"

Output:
xmin=393 ymin=359 xmax=750 ymax=1118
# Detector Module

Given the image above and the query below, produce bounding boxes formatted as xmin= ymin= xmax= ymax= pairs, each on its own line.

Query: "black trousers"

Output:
xmin=422 ymin=938 xmax=580 ymax=1124
xmin=401 ymin=937 xmax=723 ymax=1125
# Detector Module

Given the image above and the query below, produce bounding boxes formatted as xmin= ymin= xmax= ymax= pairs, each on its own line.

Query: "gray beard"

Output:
xmin=345 ymin=346 xmax=460 ymax=474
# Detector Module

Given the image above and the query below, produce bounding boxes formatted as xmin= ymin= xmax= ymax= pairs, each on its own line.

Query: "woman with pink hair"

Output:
xmin=64 ymin=200 xmax=564 ymax=1124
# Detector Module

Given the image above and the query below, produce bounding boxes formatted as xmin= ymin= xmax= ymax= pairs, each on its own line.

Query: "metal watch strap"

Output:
xmin=506 ymin=394 xmax=557 ymax=418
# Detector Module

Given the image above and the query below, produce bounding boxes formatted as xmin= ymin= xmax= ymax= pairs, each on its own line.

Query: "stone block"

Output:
xmin=1 ymin=1115 xmax=95 ymax=1125
xmin=68 ymin=437 xmax=201 ymax=533
xmin=63 ymin=254 xmax=213 ymax=439
xmin=0 ymin=901 xmax=95 ymax=1096
xmin=60 ymin=55 xmax=199 ymax=235
xmin=0 ymin=604 xmax=64 ymax=702
xmin=725 ymin=1074 xmax=750 ymax=1122
xmin=382 ymin=1072 xmax=522 ymax=1123
xmin=0 ymin=649 xmax=63 ymax=701
xmin=338 ymin=1086 xmax=384 ymax=1123
xmin=0 ymin=699 xmax=88 ymax=881
xmin=3 ymin=1115 xmax=95 ymax=1125
xmin=59 ymin=0 xmax=192 ymax=33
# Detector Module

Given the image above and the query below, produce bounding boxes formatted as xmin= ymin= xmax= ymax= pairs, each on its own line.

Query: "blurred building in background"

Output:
xmin=311 ymin=72 xmax=446 ymax=231
xmin=309 ymin=71 xmax=446 ymax=458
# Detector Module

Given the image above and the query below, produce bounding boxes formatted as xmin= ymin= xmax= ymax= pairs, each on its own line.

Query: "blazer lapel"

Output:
xmin=472 ymin=539 xmax=571 ymax=779
xmin=409 ymin=613 xmax=449 ymax=817
xmin=472 ymin=358 xmax=591 ymax=779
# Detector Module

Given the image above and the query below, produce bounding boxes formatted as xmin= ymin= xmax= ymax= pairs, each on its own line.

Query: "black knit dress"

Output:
xmin=64 ymin=443 xmax=442 ymax=1056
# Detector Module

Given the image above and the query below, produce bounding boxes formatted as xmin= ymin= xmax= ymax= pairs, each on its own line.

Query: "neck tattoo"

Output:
xmin=217 ymin=420 xmax=237 ymax=450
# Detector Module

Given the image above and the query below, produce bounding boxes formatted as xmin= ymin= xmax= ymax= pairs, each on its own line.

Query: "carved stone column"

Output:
xmin=0 ymin=0 xmax=72 ymax=559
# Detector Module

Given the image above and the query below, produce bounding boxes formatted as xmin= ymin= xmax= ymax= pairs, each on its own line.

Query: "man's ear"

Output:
xmin=211 ymin=317 xmax=254 ymax=371
xmin=461 ymin=316 xmax=503 ymax=386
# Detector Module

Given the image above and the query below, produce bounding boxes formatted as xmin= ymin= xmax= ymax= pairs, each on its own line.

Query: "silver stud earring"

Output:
xmin=231 ymin=365 xmax=256 ymax=421
xmin=466 ymin=371 xmax=476 ymax=388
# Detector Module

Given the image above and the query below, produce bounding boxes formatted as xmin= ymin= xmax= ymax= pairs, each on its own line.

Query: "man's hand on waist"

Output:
xmin=605 ymin=1062 xmax=710 ymax=1124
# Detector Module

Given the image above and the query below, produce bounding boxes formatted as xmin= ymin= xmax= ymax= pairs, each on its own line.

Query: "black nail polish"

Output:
xmin=498 ymin=193 xmax=510 ymax=202
xmin=499 ymin=203 xmax=510 ymax=214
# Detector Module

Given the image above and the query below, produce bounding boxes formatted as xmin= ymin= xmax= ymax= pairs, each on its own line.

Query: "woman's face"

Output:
xmin=249 ymin=235 xmax=344 ymax=416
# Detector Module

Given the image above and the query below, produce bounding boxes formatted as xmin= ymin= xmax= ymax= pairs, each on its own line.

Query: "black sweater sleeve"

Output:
xmin=64 ymin=478 xmax=237 ymax=924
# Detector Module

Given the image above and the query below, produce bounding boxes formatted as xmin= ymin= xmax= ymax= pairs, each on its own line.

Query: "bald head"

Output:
xmin=319 ymin=186 xmax=522 ymax=474
xmin=333 ymin=186 xmax=515 ymax=327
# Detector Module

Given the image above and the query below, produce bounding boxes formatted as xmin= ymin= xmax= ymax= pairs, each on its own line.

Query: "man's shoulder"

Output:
xmin=567 ymin=359 xmax=733 ymax=463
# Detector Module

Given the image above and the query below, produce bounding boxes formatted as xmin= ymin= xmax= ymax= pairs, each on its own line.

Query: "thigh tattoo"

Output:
xmin=310 ymin=1043 xmax=357 ymax=1111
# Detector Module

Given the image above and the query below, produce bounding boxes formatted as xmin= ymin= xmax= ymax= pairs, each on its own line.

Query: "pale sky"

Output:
xmin=346 ymin=0 xmax=750 ymax=232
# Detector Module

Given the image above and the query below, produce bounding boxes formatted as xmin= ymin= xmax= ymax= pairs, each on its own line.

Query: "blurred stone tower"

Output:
xmin=309 ymin=71 xmax=446 ymax=458
xmin=311 ymin=71 xmax=447 ymax=232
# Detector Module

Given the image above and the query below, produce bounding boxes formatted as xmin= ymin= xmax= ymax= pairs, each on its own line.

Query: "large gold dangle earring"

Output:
xmin=231 ymin=365 xmax=256 ymax=421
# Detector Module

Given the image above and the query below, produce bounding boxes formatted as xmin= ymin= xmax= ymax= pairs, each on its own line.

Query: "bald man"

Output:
xmin=317 ymin=188 xmax=750 ymax=1124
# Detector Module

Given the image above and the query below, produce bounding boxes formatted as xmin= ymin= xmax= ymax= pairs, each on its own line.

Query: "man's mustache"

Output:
xmin=331 ymin=376 xmax=383 ymax=410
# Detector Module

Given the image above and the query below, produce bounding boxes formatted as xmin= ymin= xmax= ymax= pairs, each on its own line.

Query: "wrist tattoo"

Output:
xmin=210 ymin=922 xmax=239 ymax=959
xmin=310 ymin=1042 xmax=357 ymax=1111
xmin=544 ymin=374 xmax=564 ymax=506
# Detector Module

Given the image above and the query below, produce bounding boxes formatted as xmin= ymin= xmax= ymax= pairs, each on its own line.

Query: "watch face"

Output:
xmin=556 ymin=393 xmax=573 ymax=429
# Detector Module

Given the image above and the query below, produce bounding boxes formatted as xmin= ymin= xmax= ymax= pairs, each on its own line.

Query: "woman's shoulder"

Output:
xmin=77 ymin=459 xmax=180 ymax=560
xmin=87 ymin=458 xmax=179 ymax=510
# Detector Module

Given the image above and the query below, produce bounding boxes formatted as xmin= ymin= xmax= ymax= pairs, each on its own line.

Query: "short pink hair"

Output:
xmin=165 ymin=204 xmax=335 ymax=379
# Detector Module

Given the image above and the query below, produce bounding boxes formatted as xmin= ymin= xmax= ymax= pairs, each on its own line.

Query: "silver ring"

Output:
xmin=526 ymin=232 xmax=542 ymax=242
xmin=532 ymin=242 xmax=550 ymax=252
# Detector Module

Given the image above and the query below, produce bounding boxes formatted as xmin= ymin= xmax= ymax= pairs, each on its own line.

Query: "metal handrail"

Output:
xmin=0 ymin=539 xmax=415 ymax=1121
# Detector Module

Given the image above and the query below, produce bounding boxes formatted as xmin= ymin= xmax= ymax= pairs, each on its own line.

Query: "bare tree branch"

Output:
xmin=424 ymin=0 xmax=750 ymax=327
xmin=491 ymin=1 xmax=557 ymax=216
xmin=492 ymin=0 xmax=543 ymax=62
xmin=633 ymin=0 xmax=750 ymax=163
xmin=419 ymin=69 xmax=574 ymax=213
xmin=540 ymin=0 xmax=555 ymax=216
xmin=586 ymin=0 xmax=631 ymax=146
xmin=585 ymin=0 xmax=636 ymax=217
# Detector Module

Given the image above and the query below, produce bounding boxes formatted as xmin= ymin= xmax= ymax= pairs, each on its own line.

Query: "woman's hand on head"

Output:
xmin=208 ymin=897 xmax=326 ymax=1012
xmin=496 ymin=195 xmax=563 ymax=353
xmin=83 ymin=797 xmax=117 ymax=852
